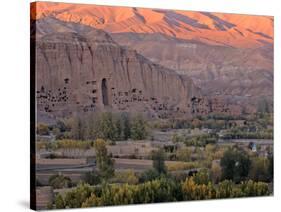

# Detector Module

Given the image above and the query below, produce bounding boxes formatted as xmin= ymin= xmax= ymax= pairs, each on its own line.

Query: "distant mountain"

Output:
xmin=32 ymin=2 xmax=273 ymax=48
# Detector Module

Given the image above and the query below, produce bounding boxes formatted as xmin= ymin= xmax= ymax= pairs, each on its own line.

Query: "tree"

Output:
xmin=56 ymin=177 xmax=270 ymax=209
xmin=115 ymin=170 xmax=139 ymax=184
xmin=152 ymin=149 xmax=167 ymax=174
xmin=216 ymin=180 xmax=235 ymax=198
xmin=124 ymin=170 xmax=139 ymax=185
xmin=181 ymin=177 xmax=215 ymax=200
xmin=54 ymin=194 xmax=65 ymax=209
xmin=82 ymin=193 xmax=102 ymax=208
xmin=193 ymin=169 xmax=210 ymax=185
xmin=172 ymin=133 xmax=183 ymax=143
xmin=85 ymin=114 xmax=98 ymax=140
xmin=98 ymin=112 xmax=118 ymax=141
xmin=83 ymin=172 xmax=101 ymax=185
xmin=121 ymin=112 xmax=131 ymax=140
xmin=211 ymin=162 xmax=222 ymax=184
xmin=249 ymin=157 xmax=270 ymax=182
xmin=56 ymin=120 xmax=67 ymax=132
xmin=114 ymin=117 xmax=122 ymax=141
xmin=239 ymin=180 xmax=269 ymax=196
xmin=63 ymin=183 xmax=93 ymax=208
xmin=139 ymin=169 xmax=159 ymax=182
xmin=205 ymin=144 xmax=216 ymax=159
xmin=71 ymin=117 xmax=86 ymax=140
xmin=131 ymin=115 xmax=147 ymax=140
xmin=52 ymin=127 xmax=63 ymax=139
xmin=268 ymin=153 xmax=273 ymax=182
xmin=220 ymin=148 xmax=251 ymax=183
xmin=94 ymin=139 xmax=114 ymax=180
xmin=176 ymin=147 xmax=191 ymax=162
xmin=48 ymin=174 xmax=72 ymax=189
xmin=36 ymin=123 xmax=50 ymax=135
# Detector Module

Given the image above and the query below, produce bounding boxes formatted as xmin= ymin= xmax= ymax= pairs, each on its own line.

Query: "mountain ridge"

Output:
xmin=31 ymin=2 xmax=273 ymax=48
xmin=31 ymin=3 xmax=273 ymax=114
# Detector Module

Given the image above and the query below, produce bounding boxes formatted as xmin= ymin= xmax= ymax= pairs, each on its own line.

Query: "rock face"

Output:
xmin=31 ymin=2 xmax=273 ymax=114
xmin=33 ymin=18 xmax=206 ymax=120
xmin=112 ymin=33 xmax=273 ymax=106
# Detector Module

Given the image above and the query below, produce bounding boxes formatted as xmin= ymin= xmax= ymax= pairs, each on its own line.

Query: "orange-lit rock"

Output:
xmin=31 ymin=2 xmax=273 ymax=48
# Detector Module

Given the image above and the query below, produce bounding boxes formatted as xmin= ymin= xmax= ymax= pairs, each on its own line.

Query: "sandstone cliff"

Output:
xmin=112 ymin=32 xmax=273 ymax=107
xmin=31 ymin=2 xmax=273 ymax=115
xmin=33 ymin=18 xmax=207 ymax=120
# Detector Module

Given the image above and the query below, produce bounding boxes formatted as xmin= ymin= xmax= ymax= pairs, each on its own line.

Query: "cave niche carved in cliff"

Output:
xmin=101 ymin=78 xmax=109 ymax=106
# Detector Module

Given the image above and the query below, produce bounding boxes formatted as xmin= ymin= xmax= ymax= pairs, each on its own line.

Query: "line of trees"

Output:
xmin=51 ymin=144 xmax=272 ymax=209
xmin=222 ymin=129 xmax=273 ymax=139
xmin=49 ymin=112 xmax=148 ymax=141
xmin=172 ymin=133 xmax=218 ymax=147
xmin=53 ymin=176 xmax=269 ymax=209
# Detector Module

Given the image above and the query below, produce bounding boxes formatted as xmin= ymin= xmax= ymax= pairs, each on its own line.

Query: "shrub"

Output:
xmin=176 ymin=147 xmax=192 ymax=162
xmin=83 ymin=172 xmax=101 ymax=185
xmin=181 ymin=177 xmax=216 ymax=200
xmin=185 ymin=134 xmax=218 ymax=147
xmin=211 ymin=162 xmax=222 ymax=184
xmin=55 ymin=178 xmax=270 ymax=209
xmin=36 ymin=123 xmax=50 ymax=135
xmin=113 ymin=170 xmax=139 ymax=185
xmin=54 ymin=194 xmax=65 ymax=209
xmin=151 ymin=149 xmax=167 ymax=174
xmin=63 ymin=183 xmax=93 ymax=208
xmin=193 ymin=169 xmax=211 ymax=185
xmin=131 ymin=115 xmax=147 ymax=140
xmin=139 ymin=169 xmax=159 ymax=183
xmin=220 ymin=148 xmax=251 ymax=183
xmin=94 ymin=139 xmax=115 ymax=181
xmin=249 ymin=157 xmax=271 ymax=182
xmin=166 ymin=161 xmax=200 ymax=171
xmin=48 ymin=174 xmax=72 ymax=189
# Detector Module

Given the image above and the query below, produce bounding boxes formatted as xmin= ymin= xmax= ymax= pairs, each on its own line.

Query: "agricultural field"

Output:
xmin=35 ymin=112 xmax=273 ymax=209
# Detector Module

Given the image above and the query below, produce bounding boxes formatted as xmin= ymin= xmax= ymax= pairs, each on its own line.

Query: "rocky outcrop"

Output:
xmin=31 ymin=2 xmax=273 ymax=114
xmin=33 ymin=18 xmax=206 ymax=119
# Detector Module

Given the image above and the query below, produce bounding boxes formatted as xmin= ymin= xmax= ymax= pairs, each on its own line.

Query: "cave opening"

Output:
xmin=101 ymin=78 xmax=109 ymax=106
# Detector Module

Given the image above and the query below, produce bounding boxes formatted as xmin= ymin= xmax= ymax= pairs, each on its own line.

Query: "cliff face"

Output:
xmin=34 ymin=18 xmax=205 ymax=120
xmin=31 ymin=2 xmax=273 ymax=115
xmin=112 ymin=32 xmax=273 ymax=100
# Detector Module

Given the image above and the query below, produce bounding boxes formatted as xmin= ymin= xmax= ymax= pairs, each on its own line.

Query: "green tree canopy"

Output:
xmin=131 ymin=115 xmax=147 ymax=140
xmin=152 ymin=149 xmax=167 ymax=174
xmin=220 ymin=148 xmax=251 ymax=183
xmin=94 ymin=139 xmax=115 ymax=181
